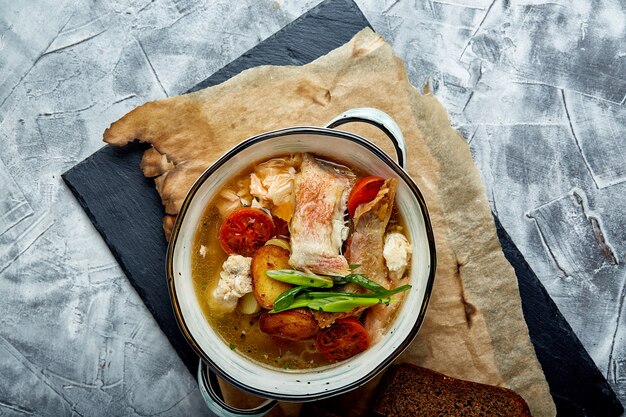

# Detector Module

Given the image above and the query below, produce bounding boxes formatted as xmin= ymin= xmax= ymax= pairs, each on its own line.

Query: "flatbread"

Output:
xmin=103 ymin=29 xmax=555 ymax=417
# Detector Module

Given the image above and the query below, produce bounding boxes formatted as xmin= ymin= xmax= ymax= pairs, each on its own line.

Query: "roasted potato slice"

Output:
xmin=252 ymin=245 xmax=293 ymax=309
xmin=259 ymin=309 xmax=319 ymax=341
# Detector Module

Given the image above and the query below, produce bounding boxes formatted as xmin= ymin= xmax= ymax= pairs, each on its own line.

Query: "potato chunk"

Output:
xmin=251 ymin=245 xmax=293 ymax=309
xmin=259 ymin=309 xmax=319 ymax=341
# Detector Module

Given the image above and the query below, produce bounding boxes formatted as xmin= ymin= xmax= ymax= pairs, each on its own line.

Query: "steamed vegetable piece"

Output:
xmin=270 ymin=272 xmax=411 ymax=313
xmin=265 ymin=238 xmax=290 ymax=251
xmin=332 ymin=273 xmax=387 ymax=292
xmin=299 ymin=285 xmax=411 ymax=299
xmin=272 ymin=284 xmax=411 ymax=314
xmin=271 ymin=295 xmax=394 ymax=313
xmin=316 ymin=318 xmax=369 ymax=361
xmin=266 ymin=269 xmax=333 ymax=288
xmin=237 ymin=292 xmax=262 ymax=315
xmin=258 ymin=309 xmax=319 ymax=341
xmin=218 ymin=207 xmax=275 ymax=257
xmin=251 ymin=246 xmax=293 ymax=309
xmin=272 ymin=286 xmax=311 ymax=312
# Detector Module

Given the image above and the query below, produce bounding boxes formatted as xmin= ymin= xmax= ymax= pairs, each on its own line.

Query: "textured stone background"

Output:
xmin=1 ymin=0 xmax=624 ymax=415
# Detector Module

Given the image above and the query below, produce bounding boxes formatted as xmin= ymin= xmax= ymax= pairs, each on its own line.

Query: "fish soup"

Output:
xmin=191 ymin=153 xmax=412 ymax=370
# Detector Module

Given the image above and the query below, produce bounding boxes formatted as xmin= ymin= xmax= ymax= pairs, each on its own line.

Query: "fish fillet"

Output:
xmin=289 ymin=154 xmax=351 ymax=276
xmin=350 ymin=178 xmax=397 ymax=287
xmin=313 ymin=179 xmax=399 ymax=329
xmin=349 ymin=179 xmax=403 ymax=343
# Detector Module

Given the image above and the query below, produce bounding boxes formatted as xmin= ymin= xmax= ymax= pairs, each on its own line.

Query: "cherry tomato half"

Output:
xmin=315 ymin=318 xmax=370 ymax=361
xmin=218 ymin=208 xmax=275 ymax=257
xmin=347 ymin=176 xmax=385 ymax=217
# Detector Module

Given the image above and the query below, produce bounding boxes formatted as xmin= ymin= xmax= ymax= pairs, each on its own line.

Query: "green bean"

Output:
xmin=269 ymin=297 xmax=317 ymax=313
xmin=299 ymin=285 xmax=411 ymax=300
xmin=272 ymin=286 xmax=310 ymax=311
xmin=313 ymin=297 xmax=394 ymax=313
xmin=270 ymin=295 xmax=394 ymax=314
xmin=266 ymin=270 xmax=334 ymax=288
xmin=332 ymin=274 xmax=387 ymax=292
xmin=268 ymin=270 xmax=411 ymax=314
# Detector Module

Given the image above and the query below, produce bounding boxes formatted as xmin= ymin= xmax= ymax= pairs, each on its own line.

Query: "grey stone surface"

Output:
xmin=0 ymin=0 xmax=624 ymax=415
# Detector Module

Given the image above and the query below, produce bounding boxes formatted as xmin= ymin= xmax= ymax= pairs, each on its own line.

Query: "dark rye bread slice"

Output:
xmin=372 ymin=364 xmax=532 ymax=417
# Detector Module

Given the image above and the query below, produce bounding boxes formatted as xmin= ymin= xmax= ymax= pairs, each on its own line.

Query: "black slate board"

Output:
xmin=62 ymin=0 xmax=623 ymax=415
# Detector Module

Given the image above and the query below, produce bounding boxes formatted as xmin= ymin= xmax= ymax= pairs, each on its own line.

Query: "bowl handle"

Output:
xmin=197 ymin=361 xmax=278 ymax=417
xmin=326 ymin=108 xmax=407 ymax=169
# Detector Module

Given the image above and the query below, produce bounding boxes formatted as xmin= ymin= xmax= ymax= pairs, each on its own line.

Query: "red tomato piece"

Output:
xmin=218 ymin=208 xmax=275 ymax=257
xmin=347 ymin=176 xmax=385 ymax=217
xmin=315 ymin=318 xmax=370 ymax=361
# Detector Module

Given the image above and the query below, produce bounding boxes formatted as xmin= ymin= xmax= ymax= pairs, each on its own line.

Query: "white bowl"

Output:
xmin=167 ymin=109 xmax=436 ymax=416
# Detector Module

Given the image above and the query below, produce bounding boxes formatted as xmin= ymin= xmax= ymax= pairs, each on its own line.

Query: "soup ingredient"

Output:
xmin=313 ymin=309 xmax=360 ymax=329
xmin=249 ymin=155 xmax=300 ymax=222
xmin=272 ymin=286 xmax=311 ymax=312
xmin=273 ymin=217 xmax=290 ymax=238
xmin=259 ymin=309 xmax=319 ymax=341
xmin=215 ymin=178 xmax=256 ymax=218
xmin=311 ymin=271 xmax=394 ymax=328
xmin=348 ymin=178 xmax=398 ymax=288
xmin=315 ymin=318 xmax=369 ymax=361
xmin=215 ymin=189 xmax=244 ymax=218
xmin=218 ymin=207 xmax=275 ymax=257
xmin=366 ymin=282 xmax=409 ymax=344
xmin=311 ymin=274 xmax=368 ymax=328
xmin=213 ymin=255 xmax=253 ymax=312
xmin=251 ymin=245 xmax=293 ymax=309
xmin=289 ymin=154 xmax=351 ymax=276
xmin=296 ymin=286 xmax=411 ymax=300
xmin=265 ymin=238 xmax=290 ymax=252
xmin=280 ymin=295 xmax=394 ymax=313
xmin=313 ymin=270 xmax=400 ymax=329
xmin=271 ymin=285 xmax=410 ymax=313
xmin=312 ymin=179 xmax=399 ymax=329
xmin=346 ymin=179 xmax=407 ymax=343
xmin=266 ymin=269 xmax=333 ymax=288
xmin=383 ymin=232 xmax=412 ymax=279
xmin=347 ymin=176 xmax=385 ymax=217
xmin=238 ymin=292 xmax=262 ymax=315
xmin=332 ymin=273 xmax=387 ymax=292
